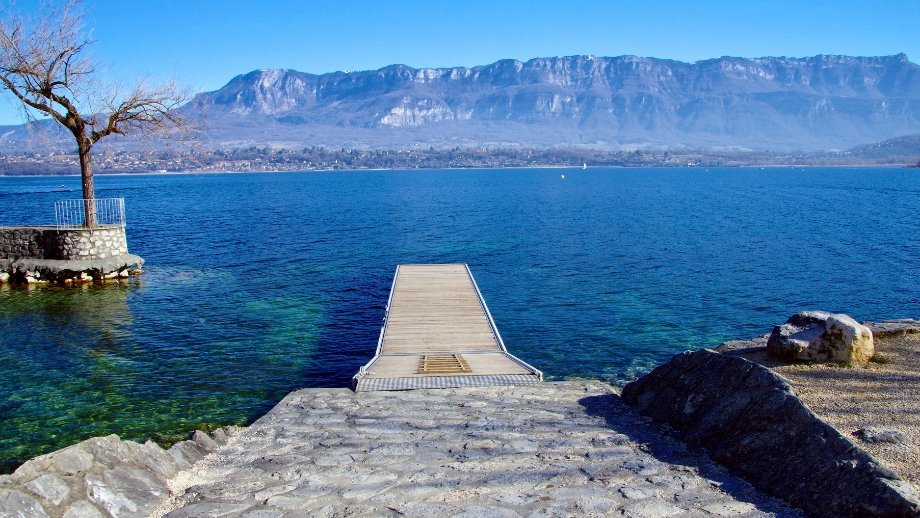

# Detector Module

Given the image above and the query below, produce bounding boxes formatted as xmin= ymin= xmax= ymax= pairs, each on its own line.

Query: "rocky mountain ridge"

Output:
xmin=179 ymin=53 xmax=920 ymax=151
xmin=2 ymin=54 xmax=920 ymax=152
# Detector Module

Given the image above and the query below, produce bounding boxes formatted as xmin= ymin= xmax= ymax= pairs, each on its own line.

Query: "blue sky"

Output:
xmin=1 ymin=0 xmax=918 ymax=125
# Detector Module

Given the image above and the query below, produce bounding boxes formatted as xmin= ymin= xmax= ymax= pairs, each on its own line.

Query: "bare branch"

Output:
xmin=0 ymin=0 xmax=198 ymax=224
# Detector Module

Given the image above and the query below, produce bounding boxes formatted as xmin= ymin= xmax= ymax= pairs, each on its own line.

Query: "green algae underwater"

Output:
xmin=0 ymin=270 xmax=328 ymax=473
xmin=2 ymin=167 xmax=920 ymax=473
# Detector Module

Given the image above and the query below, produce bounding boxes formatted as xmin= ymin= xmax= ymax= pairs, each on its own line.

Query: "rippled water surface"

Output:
xmin=1 ymin=167 xmax=919 ymax=472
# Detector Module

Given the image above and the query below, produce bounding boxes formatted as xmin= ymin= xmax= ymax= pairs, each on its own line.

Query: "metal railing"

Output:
xmin=54 ymin=198 xmax=126 ymax=229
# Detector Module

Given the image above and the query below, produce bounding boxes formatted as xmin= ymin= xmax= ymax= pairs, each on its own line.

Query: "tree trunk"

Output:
xmin=78 ymin=140 xmax=97 ymax=227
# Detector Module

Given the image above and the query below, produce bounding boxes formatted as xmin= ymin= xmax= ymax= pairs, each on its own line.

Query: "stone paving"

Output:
xmin=157 ymin=382 xmax=802 ymax=518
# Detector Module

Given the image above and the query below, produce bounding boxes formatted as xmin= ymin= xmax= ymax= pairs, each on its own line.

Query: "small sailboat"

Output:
xmin=582 ymin=163 xmax=587 ymax=169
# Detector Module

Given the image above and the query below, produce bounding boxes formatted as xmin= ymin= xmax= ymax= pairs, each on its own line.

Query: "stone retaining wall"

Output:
xmin=0 ymin=227 xmax=46 ymax=259
xmin=46 ymin=227 xmax=129 ymax=260
xmin=0 ymin=226 xmax=141 ymax=283
xmin=0 ymin=226 xmax=128 ymax=261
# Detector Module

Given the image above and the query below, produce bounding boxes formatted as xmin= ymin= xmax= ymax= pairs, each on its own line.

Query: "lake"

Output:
xmin=1 ymin=167 xmax=918 ymax=472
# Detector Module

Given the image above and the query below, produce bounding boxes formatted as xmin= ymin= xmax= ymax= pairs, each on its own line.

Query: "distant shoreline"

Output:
xmin=0 ymin=162 xmax=915 ymax=178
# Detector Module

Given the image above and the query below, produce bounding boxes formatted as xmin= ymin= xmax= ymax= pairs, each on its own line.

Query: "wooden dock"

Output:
xmin=353 ymin=264 xmax=542 ymax=391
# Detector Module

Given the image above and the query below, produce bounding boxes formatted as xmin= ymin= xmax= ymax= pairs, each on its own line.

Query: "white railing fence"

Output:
xmin=54 ymin=198 xmax=126 ymax=229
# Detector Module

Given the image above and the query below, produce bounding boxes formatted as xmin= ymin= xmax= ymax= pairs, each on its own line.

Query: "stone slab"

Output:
xmin=156 ymin=382 xmax=801 ymax=518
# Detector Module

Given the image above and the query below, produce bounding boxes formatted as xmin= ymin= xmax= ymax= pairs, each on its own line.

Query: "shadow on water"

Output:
xmin=294 ymin=267 xmax=392 ymax=388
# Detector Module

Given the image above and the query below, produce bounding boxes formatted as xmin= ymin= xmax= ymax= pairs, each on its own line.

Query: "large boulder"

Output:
xmin=621 ymin=349 xmax=920 ymax=518
xmin=767 ymin=311 xmax=874 ymax=363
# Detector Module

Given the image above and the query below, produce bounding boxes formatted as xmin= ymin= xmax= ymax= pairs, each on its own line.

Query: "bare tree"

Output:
xmin=0 ymin=0 xmax=194 ymax=226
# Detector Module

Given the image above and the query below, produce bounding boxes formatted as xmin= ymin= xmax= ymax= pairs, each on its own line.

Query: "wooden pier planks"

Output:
xmin=353 ymin=264 xmax=542 ymax=391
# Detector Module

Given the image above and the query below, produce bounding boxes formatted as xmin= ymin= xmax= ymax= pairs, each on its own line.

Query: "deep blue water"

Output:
xmin=1 ymin=167 xmax=919 ymax=472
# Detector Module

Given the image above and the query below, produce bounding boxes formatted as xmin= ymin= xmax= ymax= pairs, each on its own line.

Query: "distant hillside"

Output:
xmin=2 ymin=54 xmax=920 ymax=152
xmin=845 ymin=133 xmax=920 ymax=160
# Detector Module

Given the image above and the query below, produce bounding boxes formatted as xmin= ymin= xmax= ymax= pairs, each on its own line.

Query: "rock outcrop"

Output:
xmin=864 ymin=319 xmax=920 ymax=339
xmin=621 ymin=349 xmax=920 ymax=518
xmin=0 ymin=429 xmax=233 ymax=518
xmin=767 ymin=311 xmax=875 ymax=363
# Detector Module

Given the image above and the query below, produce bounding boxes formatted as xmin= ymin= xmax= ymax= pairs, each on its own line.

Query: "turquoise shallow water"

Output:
xmin=1 ymin=167 xmax=919 ymax=472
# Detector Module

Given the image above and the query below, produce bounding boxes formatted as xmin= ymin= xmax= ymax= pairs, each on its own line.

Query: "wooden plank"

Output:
xmin=354 ymin=264 xmax=541 ymax=388
xmin=380 ymin=264 xmax=499 ymax=357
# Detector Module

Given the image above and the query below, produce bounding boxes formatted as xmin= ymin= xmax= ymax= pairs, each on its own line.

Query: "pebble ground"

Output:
xmin=157 ymin=382 xmax=802 ymax=518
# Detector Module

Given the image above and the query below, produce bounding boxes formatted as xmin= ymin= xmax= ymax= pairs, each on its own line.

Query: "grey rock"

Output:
xmin=502 ymin=440 xmax=538 ymax=453
xmin=135 ymin=441 xmax=180 ymax=480
xmin=84 ymin=465 xmax=168 ymax=518
xmin=767 ymin=311 xmax=874 ymax=363
xmin=766 ymin=311 xmax=831 ymax=361
xmin=3 ymin=255 xmax=143 ymax=283
xmin=714 ymin=335 xmax=769 ymax=355
xmin=864 ymin=320 xmax=920 ymax=338
xmin=387 ymin=502 xmax=456 ymax=516
xmin=674 ymin=490 xmax=721 ymax=504
xmin=84 ymin=473 xmax=139 ymax=517
xmin=621 ymin=349 xmax=920 ymax=518
xmin=168 ymin=440 xmax=206 ymax=467
xmin=192 ymin=430 xmax=220 ymax=453
xmin=164 ymin=502 xmax=252 ymax=517
xmin=239 ymin=511 xmax=283 ymax=518
xmin=575 ymin=496 xmax=619 ymax=514
xmin=619 ymin=486 xmax=657 ymax=500
xmin=620 ymin=499 xmax=683 ymax=518
xmin=450 ymin=506 xmax=521 ymax=518
xmin=209 ymin=428 xmax=230 ymax=446
xmin=855 ymin=428 xmax=912 ymax=445
xmin=702 ymin=501 xmax=759 ymax=516
xmin=63 ymin=501 xmax=106 ymax=518
xmin=0 ymin=490 xmax=50 ymax=518
xmin=24 ymin=474 xmax=70 ymax=505
xmin=87 ymin=435 xmax=137 ymax=468
xmin=51 ymin=446 xmax=95 ymax=475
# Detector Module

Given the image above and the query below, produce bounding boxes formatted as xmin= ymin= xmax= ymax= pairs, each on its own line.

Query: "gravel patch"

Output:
xmin=725 ymin=333 xmax=920 ymax=489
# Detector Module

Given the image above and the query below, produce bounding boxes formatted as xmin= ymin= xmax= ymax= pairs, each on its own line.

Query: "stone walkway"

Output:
xmin=156 ymin=382 xmax=801 ymax=518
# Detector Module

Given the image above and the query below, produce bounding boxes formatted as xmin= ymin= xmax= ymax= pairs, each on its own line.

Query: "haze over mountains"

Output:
xmin=3 ymin=54 xmax=920 ymax=152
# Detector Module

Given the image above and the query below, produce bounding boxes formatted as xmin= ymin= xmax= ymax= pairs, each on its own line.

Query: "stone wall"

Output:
xmin=0 ymin=227 xmax=46 ymax=259
xmin=46 ymin=227 xmax=128 ymax=260
xmin=0 ymin=226 xmax=129 ymax=261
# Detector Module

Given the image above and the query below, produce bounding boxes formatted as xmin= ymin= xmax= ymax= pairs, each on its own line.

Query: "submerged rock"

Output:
xmin=767 ymin=311 xmax=874 ymax=363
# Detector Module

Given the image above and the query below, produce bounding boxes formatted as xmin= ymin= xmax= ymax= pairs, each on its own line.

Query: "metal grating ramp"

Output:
xmin=355 ymin=374 xmax=542 ymax=392
xmin=417 ymin=354 xmax=472 ymax=374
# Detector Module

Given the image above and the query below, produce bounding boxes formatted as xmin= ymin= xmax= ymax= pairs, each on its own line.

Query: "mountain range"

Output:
xmin=2 ymin=54 xmax=920 ymax=152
